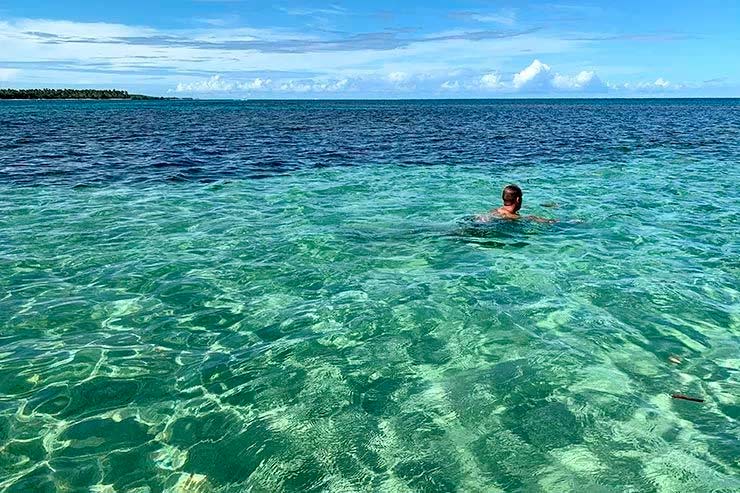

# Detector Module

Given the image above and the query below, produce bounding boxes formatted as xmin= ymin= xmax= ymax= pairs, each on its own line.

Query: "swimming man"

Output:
xmin=476 ymin=184 xmax=555 ymax=223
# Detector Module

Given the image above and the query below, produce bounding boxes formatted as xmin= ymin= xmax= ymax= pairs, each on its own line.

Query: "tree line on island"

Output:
xmin=0 ymin=89 xmax=180 ymax=100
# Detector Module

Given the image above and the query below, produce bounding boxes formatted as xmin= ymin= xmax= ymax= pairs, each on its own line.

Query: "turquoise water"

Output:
xmin=1 ymin=100 xmax=739 ymax=492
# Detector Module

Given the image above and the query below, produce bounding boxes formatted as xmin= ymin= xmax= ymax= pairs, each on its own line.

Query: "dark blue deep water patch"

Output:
xmin=1 ymin=99 xmax=739 ymax=185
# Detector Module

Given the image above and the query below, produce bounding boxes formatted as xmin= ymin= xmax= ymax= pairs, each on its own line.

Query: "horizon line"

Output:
xmin=2 ymin=95 xmax=739 ymax=102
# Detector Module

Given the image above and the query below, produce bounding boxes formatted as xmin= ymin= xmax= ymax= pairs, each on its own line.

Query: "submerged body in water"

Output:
xmin=453 ymin=210 xmax=561 ymax=248
xmin=476 ymin=184 xmax=557 ymax=224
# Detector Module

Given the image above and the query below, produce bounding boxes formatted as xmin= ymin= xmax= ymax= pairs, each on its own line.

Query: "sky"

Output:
xmin=1 ymin=0 xmax=739 ymax=98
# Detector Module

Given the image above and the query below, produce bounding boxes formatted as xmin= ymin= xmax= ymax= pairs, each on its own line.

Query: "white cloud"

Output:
xmin=313 ymin=78 xmax=349 ymax=92
xmin=552 ymin=70 xmax=607 ymax=92
xmin=513 ymin=59 xmax=553 ymax=90
xmin=512 ymin=60 xmax=607 ymax=92
xmin=617 ymin=77 xmax=683 ymax=92
xmin=278 ymin=78 xmax=349 ymax=93
xmin=440 ymin=80 xmax=460 ymax=90
xmin=331 ymin=79 xmax=350 ymax=91
xmin=654 ymin=77 xmax=672 ymax=89
xmin=176 ymin=75 xmax=234 ymax=93
xmin=387 ymin=72 xmax=410 ymax=83
xmin=175 ymin=76 xmax=273 ymax=93
xmin=278 ymin=80 xmax=312 ymax=92
xmin=241 ymin=78 xmax=271 ymax=90
xmin=479 ymin=72 xmax=503 ymax=89
xmin=0 ymin=68 xmax=20 ymax=81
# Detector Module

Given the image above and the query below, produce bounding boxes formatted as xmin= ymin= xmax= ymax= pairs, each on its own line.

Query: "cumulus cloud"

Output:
xmin=176 ymin=75 xmax=234 ymax=93
xmin=616 ymin=77 xmax=683 ymax=91
xmin=313 ymin=78 xmax=349 ymax=92
xmin=387 ymin=72 xmax=410 ymax=83
xmin=512 ymin=59 xmax=553 ymax=90
xmin=479 ymin=72 xmax=503 ymax=89
xmin=242 ymin=77 xmax=271 ymax=90
xmin=645 ymin=77 xmax=682 ymax=90
xmin=277 ymin=81 xmax=310 ymax=92
xmin=176 ymin=75 xmax=273 ymax=93
xmin=654 ymin=77 xmax=671 ymax=88
xmin=553 ymin=71 xmax=606 ymax=92
xmin=174 ymin=76 xmax=351 ymax=95
xmin=512 ymin=59 xmax=607 ymax=92
xmin=508 ymin=61 xmax=686 ymax=94
xmin=278 ymin=78 xmax=349 ymax=93
xmin=169 ymin=61 xmax=691 ymax=97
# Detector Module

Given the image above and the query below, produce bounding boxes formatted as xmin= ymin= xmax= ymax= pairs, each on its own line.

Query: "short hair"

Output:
xmin=502 ymin=184 xmax=522 ymax=205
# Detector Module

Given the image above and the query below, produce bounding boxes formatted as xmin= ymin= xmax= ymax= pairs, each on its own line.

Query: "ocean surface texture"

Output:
xmin=1 ymin=99 xmax=738 ymax=493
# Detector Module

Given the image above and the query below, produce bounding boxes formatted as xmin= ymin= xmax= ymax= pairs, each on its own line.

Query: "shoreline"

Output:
xmin=0 ymin=97 xmax=188 ymax=101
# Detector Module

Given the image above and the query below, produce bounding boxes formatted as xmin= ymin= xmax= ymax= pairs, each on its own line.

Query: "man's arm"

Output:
xmin=525 ymin=215 xmax=557 ymax=224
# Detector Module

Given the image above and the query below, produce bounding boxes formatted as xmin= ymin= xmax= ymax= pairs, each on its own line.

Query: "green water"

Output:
xmin=1 ymin=157 xmax=738 ymax=492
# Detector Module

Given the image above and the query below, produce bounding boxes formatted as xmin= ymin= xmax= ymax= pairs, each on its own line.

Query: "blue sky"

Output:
xmin=1 ymin=0 xmax=738 ymax=98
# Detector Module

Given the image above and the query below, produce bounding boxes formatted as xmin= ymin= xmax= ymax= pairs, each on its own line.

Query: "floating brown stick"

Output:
xmin=671 ymin=394 xmax=704 ymax=403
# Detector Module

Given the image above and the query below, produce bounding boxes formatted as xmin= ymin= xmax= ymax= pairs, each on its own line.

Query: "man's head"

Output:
xmin=502 ymin=184 xmax=523 ymax=212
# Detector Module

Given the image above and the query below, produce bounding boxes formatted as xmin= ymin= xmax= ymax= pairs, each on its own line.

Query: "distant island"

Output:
xmin=0 ymin=89 xmax=183 ymax=100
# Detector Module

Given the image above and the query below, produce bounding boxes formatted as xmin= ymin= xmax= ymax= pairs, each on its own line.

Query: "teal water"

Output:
xmin=1 ymin=100 xmax=739 ymax=492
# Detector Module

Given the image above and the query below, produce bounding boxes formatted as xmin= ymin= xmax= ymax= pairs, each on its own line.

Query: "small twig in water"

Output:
xmin=671 ymin=394 xmax=704 ymax=403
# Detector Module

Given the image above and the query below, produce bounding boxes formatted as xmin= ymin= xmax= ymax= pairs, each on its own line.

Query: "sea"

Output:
xmin=0 ymin=99 xmax=738 ymax=492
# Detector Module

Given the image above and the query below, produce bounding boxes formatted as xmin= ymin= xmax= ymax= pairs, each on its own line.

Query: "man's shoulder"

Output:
xmin=496 ymin=209 xmax=519 ymax=219
xmin=476 ymin=209 xmax=521 ymax=222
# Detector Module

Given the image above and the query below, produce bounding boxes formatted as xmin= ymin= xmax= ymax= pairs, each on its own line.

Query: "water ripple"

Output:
xmin=0 ymin=100 xmax=739 ymax=492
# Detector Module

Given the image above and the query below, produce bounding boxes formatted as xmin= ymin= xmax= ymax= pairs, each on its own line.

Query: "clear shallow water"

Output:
xmin=0 ymin=100 xmax=739 ymax=492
